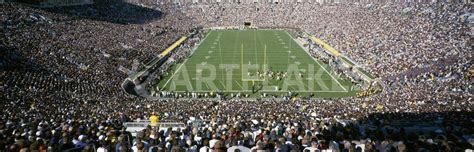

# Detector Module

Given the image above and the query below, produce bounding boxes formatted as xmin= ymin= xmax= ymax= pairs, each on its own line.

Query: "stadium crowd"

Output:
xmin=1 ymin=1 xmax=473 ymax=152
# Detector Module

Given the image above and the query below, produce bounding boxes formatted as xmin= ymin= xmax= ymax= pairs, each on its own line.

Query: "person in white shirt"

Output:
xmin=200 ymin=146 xmax=210 ymax=152
xmin=303 ymin=141 xmax=320 ymax=152
xmin=97 ymin=147 xmax=107 ymax=152
xmin=200 ymin=139 xmax=211 ymax=152
xmin=97 ymin=141 xmax=108 ymax=152
xmin=227 ymin=145 xmax=250 ymax=152
xmin=209 ymin=134 xmax=220 ymax=149
xmin=131 ymin=142 xmax=145 ymax=152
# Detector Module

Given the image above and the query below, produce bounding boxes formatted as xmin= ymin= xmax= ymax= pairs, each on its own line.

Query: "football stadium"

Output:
xmin=1 ymin=0 xmax=473 ymax=151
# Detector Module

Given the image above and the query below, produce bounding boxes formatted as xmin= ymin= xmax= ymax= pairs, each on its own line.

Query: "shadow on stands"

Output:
xmin=0 ymin=46 xmax=44 ymax=71
xmin=39 ymin=1 xmax=163 ymax=25
xmin=354 ymin=111 xmax=473 ymax=144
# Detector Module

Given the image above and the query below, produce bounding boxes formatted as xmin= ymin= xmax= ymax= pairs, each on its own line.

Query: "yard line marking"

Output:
xmin=241 ymin=44 xmax=243 ymax=80
xmin=231 ymin=31 xmax=240 ymax=66
xmin=284 ymin=31 xmax=348 ymax=92
xmin=235 ymin=80 xmax=244 ymax=90
xmin=253 ymin=30 xmax=259 ymax=72
xmin=282 ymin=79 xmax=298 ymax=91
xmin=286 ymin=32 xmax=291 ymax=65
xmin=218 ymin=39 xmax=225 ymax=85
xmin=218 ymin=81 xmax=226 ymax=90
xmin=204 ymin=81 xmax=211 ymax=91
xmin=188 ymin=79 xmax=194 ymax=91
xmin=163 ymin=62 xmax=185 ymax=89
xmin=162 ymin=30 xmax=214 ymax=89
xmin=254 ymin=30 xmax=269 ymax=80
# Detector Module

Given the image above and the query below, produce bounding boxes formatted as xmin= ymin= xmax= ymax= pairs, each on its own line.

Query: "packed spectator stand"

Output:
xmin=1 ymin=0 xmax=473 ymax=151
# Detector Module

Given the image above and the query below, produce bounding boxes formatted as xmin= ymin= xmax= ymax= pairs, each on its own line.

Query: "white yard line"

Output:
xmin=218 ymin=81 xmax=226 ymax=90
xmin=235 ymin=80 xmax=244 ymax=90
xmin=204 ymin=81 xmax=211 ymax=91
xmin=188 ymin=79 xmax=194 ymax=91
xmin=162 ymin=62 xmax=186 ymax=89
xmin=253 ymin=30 xmax=259 ymax=69
xmin=282 ymin=80 xmax=297 ymax=91
xmin=163 ymin=30 xmax=214 ymax=89
xmin=284 ymin=31 xmax=348 ymax=92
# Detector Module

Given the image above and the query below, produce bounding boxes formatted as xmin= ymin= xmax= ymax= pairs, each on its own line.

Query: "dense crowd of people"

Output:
xmin=1 ymin=1 xmax=472 ymax=152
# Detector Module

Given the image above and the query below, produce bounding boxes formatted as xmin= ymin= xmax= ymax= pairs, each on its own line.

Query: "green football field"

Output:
xmin=157 ymin=29 xmax=357 ymax=98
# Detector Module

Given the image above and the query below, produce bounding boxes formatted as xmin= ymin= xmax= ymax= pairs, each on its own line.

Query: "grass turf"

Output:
xmin=156 ymin=29 xmax=357 ymax=98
